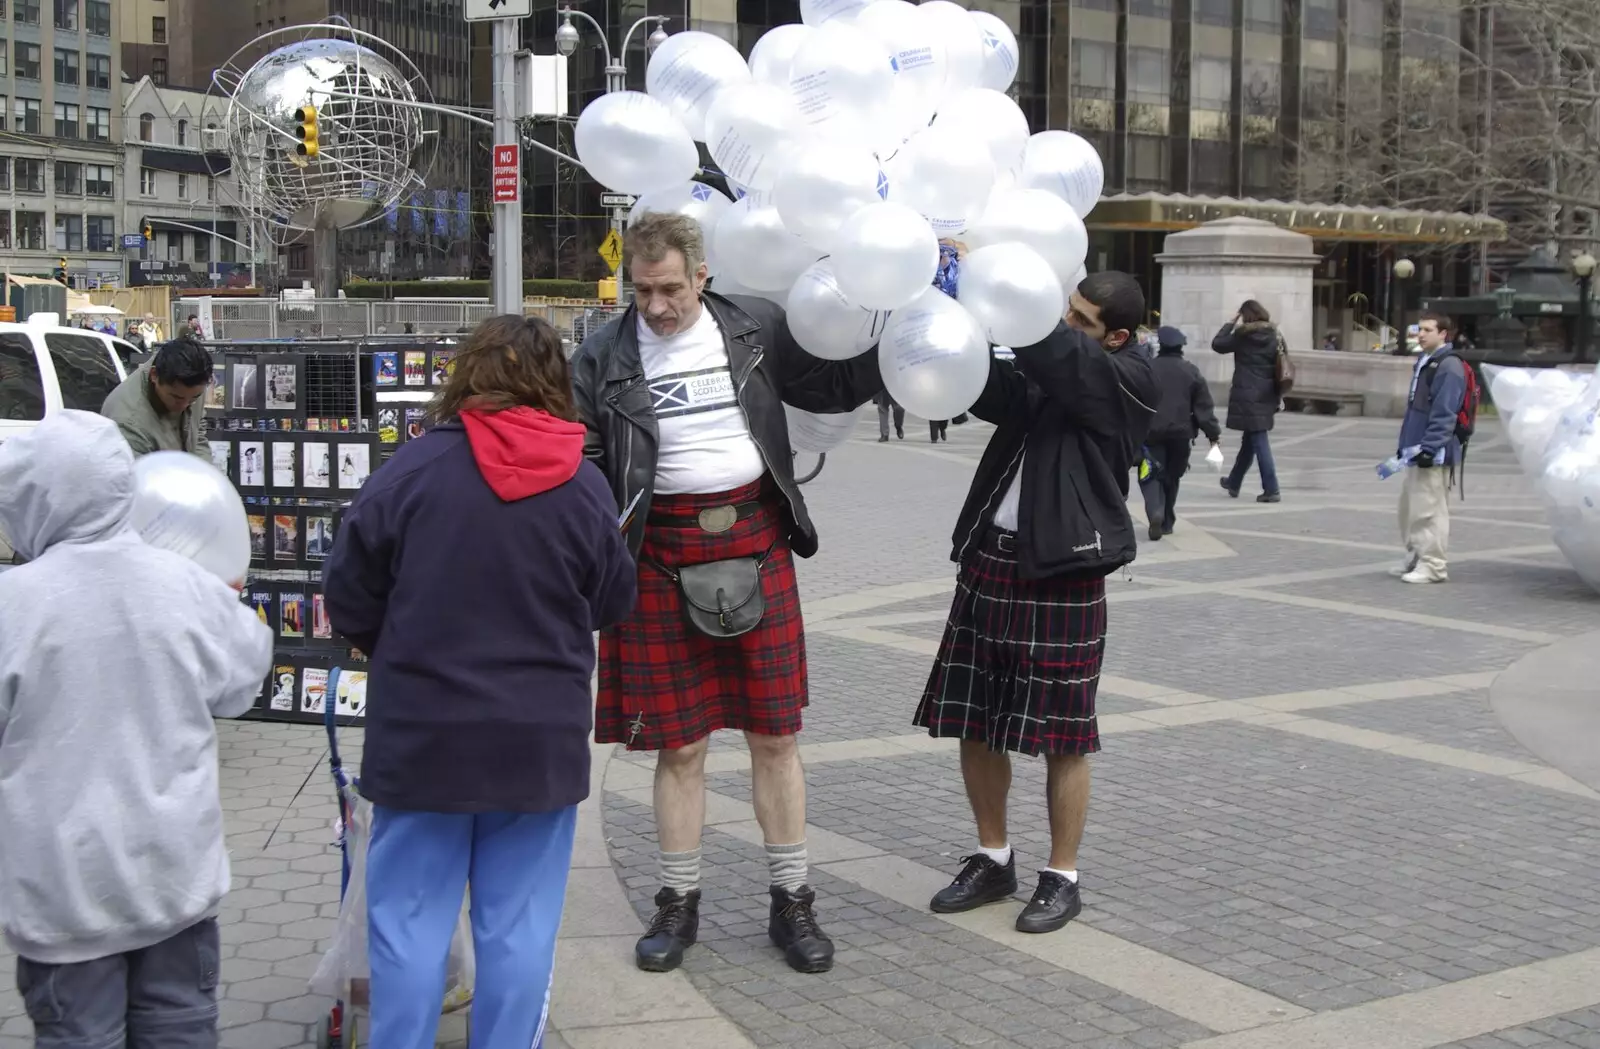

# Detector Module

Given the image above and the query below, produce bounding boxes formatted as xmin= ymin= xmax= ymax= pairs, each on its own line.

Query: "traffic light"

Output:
xmin=53 ymin=258 xmax=67 ymax=284
xmin=143 ymin=223 xmax=152 ymax=242
xmin=294 ymin=105 xmax=319 ymax=158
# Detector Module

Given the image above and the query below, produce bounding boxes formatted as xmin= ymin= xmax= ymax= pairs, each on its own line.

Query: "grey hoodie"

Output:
xmin=0 ymin=410 xmax=273 ymax=964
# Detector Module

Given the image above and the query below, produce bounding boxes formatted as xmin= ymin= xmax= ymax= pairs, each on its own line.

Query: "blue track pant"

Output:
xmin=366 ymin=805 xmax=578 ymax=1049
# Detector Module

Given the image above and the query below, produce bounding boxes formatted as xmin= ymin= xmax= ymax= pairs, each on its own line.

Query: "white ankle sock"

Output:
xmin=1044 ymin=867 xmax=1078 ymax=884
xmin=978 ymin=844 xmax=1012 ymax=865
xmin=659 ymin=848 xmax=701 ymax=893
xmin=766 ymin=840 xmax=809 ymax=893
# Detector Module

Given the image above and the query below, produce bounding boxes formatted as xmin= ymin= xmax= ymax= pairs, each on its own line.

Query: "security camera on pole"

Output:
xmin=467 ymin=0 xmax=533 ymax=315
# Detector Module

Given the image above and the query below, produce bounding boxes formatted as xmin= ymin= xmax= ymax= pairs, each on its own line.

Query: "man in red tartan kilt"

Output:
xmin=915 ymin=271 xmax=1158 ymax=934
xmin=571 ymin=212 xmax=883 ymax=975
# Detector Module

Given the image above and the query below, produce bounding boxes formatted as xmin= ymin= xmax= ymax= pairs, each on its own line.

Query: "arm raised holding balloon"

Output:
xmin=748 ymin=296 xmax=885 ymax=414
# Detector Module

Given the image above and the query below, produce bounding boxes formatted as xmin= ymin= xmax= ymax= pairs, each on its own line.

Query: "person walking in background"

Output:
xmin=1213 ymin=300 xmax=1284 ymax=503
xmin=324 ymin=315 xmax=637 ymax=1049
xmin=876 ymin=389 xmax=905 ymax=442
xmin=1393 ymin=312 xmax=1466 ymax=584
xmin=929 ymin=418 xmax=949 ymax=442
xmin=1141 ymin=326 xmax=1221 ymax=541
xmin=917 ymin=271 xmax=1157 ymax=936
xmin=0 ymin=411 xmax=273 ymax=1049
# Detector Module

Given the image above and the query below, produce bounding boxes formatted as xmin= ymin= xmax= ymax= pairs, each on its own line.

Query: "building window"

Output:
xmin=85 ymin=105 xmax=108 ymax=141
xmin=287 ymin=244 xmax=308 ymax=271
xmin=54 ymin=213 xmax=82 ymax=252
xmin=13 ymin=0 xmax=38 ymax=25
xmin=85 ymin=163 xmax=110 ymax=196
xmin=1193 ymin=56 xmax=1233 ymax=111
xmin=0 ymin=46 xmax=8 ymax=77
xmin=207 ymin=176 xmax=216 ymax=202
xmin=1243 ymin=62 xmax=1280 ymax=115
xmin=1127 ymin=134 xmax=1169 ymax=192
xmin=53 ymin=47 xmax=77 ymax=84
xmin=177 ymin=173 xmax=190 ymax=199
xmin=0 ymin=212 xmax=11 ymax=250
xmin=220 ymin=237 xmax=235 ymax=264
xmin=193 ymin=235 xmax=209 ymax=263
xmin=86 ymin=214 xmax=112 ymax=251
xmin=1129 ymin=0 xmax=1171 ymax=15
xmin=1306 ymin=0 xmax=1338 ymax=41
xmin=84 ymin=52 xmax=107 ymax=89
xmin=14 ymin=41 xmax=38 ymax=79
xmin=52 ymin=0 xmax=73 ymax=30
xmin=1349 ymin=0 xmax=1382 ymax=47
xmin=52 ymin=102 xmax=77 ymax=138
xmin=12 ymin=97 xmax=39 ymax=134
xmin=1127 ymin=46 xmax=1171 ymax=105
xmin=0 ymin=158 xmax=10 ymax=191
xmin=138 ymin=112 xmax=153 ymax=141
xmin=13 ymin=157 xmax=41 ymax=192
xmin=151 ymin=57 xmax=166 ymax=84
xmin=151 ymin=15 xmax=164 ymax=42
xmin=15 ymin=210 xmax=44 ymax=250
xmin=1303 ymin=67 xmax=1339 ymax=116
xmin=0 ymin=95 xmax=7 ymax=131
xmin=1244 ymin=0 xmax=1280 ymax=31
xmin=176 ymin=118 xmax=186 ymax=146
xmin=139 ymin=167 xmax=155 ymax=195
xmin=53 ymin=159 xmax=80 ymax=194
xmin=1070 ymin=39 xmax=1115 ymax=101
xmin=84 ymin=0 xmax=105 ymax=34
xmin=1194 ymin=0 xmax=1233 ymax=26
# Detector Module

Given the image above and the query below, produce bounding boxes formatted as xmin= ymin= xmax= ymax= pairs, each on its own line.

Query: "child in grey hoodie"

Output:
xmin=0 ymin=411 xmax=273 ymax=1048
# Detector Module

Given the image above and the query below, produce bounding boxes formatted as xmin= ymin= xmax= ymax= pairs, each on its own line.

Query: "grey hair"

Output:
xmin=624 ymin=210 xmax=707 ymax=275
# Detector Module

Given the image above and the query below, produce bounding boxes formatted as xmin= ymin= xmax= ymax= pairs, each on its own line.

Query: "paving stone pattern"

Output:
xmin=1439 ymin=1007 xmax=1600 ymax=1049
xmin=1306 ymin=689 xmax=1538 ymax=761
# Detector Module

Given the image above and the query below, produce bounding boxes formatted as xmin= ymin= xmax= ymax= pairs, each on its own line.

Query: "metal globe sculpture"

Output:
xmin=212 ymin=26 xmax=431 ymax=236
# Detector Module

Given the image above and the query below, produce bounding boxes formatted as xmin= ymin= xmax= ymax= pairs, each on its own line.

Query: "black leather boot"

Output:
xmin=768 ymin=886 xmax=834 ymax=973
xmin=635 ymin=888 xmax=700 ymax=972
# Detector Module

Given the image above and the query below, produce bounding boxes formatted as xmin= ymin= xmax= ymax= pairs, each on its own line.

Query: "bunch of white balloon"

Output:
xmin=1482 ymin=363 xmax=1600 ymax=593
xmin=573 ymin=0 xmax=1103 ymax=451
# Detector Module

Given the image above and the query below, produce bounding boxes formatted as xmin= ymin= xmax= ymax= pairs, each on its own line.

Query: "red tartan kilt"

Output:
xmin=597 ymin=479 xmax=807 ymax=751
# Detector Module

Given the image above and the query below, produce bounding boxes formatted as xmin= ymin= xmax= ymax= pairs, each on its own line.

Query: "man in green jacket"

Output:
xmin=99 ymin=338 xmax=212 ymax=460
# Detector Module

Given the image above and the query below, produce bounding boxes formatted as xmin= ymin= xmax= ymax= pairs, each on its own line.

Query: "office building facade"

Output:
xmin=119 ymin=0 xmax=168 ymax=84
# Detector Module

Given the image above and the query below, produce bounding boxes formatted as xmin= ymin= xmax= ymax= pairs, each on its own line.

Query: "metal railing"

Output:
xmin=171 ymin=298 xmax=627 ymax=345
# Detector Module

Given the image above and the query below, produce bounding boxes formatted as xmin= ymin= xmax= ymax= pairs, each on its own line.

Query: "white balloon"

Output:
xmin=784 ymin=258 xmax=889 ymax=360
xmin=1485 ymin=365 xmax=1534 ymax=415
xmin=1068 ymin=262 xmax=1089 ymax=291
xmin=705 ymin=82 xmax=802 ymax=192
xmin=710 ymin=274 xmax=787 ymax=305
xmin=832 ymin=201 xmax=941 ymax=311
xmin=969 ymin=10 xmax=1019 ymax=92
xmin=786 ymin=404 xmax=863 ymax=453
xmin=713 ymin=198 xmax=823 ymax=292
xmin=750 ymin=24 xmax=814 ymax=88
xmin=933 ymin=88 xmax=1030 ymax=177
xmin=1509 ymin=401 xmax=1566 ymax=475
xmin=1019 ymin=129 xmax=1106 ymax=218
xmin=575 ymin=92 xmax=700 ymax=194
xmin=772 ymin=142 xmax=886 ymax=252
xmin=788 ymin=21 xmax=896 ymax=152
xmin=918 ymin=0 xmax=985 ymax=100
xmin=646 ymin=31 xmax=752 ymax=140
xmin=800 ymin=0 xmax=869 ymax=26
xmin=958 ymin=242 xmax=1065 ymax=348
xmin=879 ymin=286 xmax=991 ymax=419
xmin=966 ymin=188 xmax=1089 ymax=286
xmin=131 ymin=451 xmax=252 ymax=587
xmin=630 ymin=182 xmax=735 ymax=273
xmin=889 ymin=124 xmax=995 ymax=236
xmin=854 ymin=0 xmax=946 ymax=139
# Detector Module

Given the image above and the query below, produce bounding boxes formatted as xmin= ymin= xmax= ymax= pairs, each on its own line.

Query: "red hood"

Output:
xmin=460 ymin=406 xmax=584 ymax=502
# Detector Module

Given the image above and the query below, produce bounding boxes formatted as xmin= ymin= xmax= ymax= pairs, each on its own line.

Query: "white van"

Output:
xmin=0 ymin=314 xmax=136 ymax=564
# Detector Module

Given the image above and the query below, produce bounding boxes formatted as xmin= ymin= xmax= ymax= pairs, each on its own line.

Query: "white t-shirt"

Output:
xmin=638 ymin=308 xmax=766 ymax=495
xmin=993 ymin=456 xmax=1023 ymax=531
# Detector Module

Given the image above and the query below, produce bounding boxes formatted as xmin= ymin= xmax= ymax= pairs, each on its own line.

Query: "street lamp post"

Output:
xmin=555 ymin=9 xmax=668 ymax=291
xmin=1391 ymin=257 xmax=1416 ymax=355
xmin=1572 ymin=252 xmax=1596 ymax=365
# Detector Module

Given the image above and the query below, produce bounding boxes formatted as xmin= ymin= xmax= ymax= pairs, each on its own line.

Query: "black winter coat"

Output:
xmin=1212 ymin=321 xmax=1282 ymax=432
xmin=1149 ymin=349 xmax=1221 ymax=442
xmin=571 ymin=292 xmax=884 ymax=558
xmin=952 ymin=323 xmax=1158 ymax=580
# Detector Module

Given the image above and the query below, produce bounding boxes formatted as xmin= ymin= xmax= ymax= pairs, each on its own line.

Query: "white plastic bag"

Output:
xmin=1205 ymin=442 xmax=1224 ymax=470
xmin=309 ymin=787 xmax=476 ymax=1010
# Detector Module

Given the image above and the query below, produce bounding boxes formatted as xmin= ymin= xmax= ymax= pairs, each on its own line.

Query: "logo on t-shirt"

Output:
xmin=650 ymin=366 xmax=739 ymax=420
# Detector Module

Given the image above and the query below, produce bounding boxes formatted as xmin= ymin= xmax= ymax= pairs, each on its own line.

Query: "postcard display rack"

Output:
xmin=205 ymin=345 xmax=378 ymax=726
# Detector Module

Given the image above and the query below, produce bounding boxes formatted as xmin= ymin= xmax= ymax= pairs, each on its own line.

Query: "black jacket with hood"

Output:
xmin=951 ymin=323 xmax=1158 ymax=580
xmin=1149 ymin=347 xmax=1222 ymax=442
xmin=1212 ymin=320 xmax=1282 ymax=432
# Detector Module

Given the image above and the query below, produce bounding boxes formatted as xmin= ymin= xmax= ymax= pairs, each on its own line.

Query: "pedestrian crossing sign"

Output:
xmin=598 ymin=229 xmax=623 ymax=274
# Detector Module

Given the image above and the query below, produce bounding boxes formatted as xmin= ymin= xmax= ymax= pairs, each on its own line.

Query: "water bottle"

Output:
xmin=1376 ymin=445 xmax=1422 ymax=480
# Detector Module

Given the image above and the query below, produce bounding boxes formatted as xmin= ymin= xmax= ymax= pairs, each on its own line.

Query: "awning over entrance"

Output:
xmin=1086 ymin=193 xmax=1506 ymax=245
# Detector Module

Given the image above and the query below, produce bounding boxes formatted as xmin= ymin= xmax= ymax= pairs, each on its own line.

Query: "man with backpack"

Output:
xmin=1394 ymin=311 xmax=1475 ymax=584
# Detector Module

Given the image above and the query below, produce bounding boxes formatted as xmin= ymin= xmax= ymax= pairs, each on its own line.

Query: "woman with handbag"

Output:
xmin=1213 ymin=299 xmax=1286 ymax=503
xmin=323 ymin=315 xmax=637 ymax=1049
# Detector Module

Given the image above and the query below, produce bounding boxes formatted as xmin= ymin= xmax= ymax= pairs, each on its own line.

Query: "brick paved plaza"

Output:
xmin=5 ymin=412 xmax=1600 ymax=1049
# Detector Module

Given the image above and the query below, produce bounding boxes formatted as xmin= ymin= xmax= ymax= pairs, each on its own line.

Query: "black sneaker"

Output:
xmin=929 ymin=853 xmax=1018 ymax=913
xmin=1015 ymin=872 xmax=1082 ymax=934
xmin=1147 ymin=521 xmax=1163 ymax=542
xmin=1257 ymin=492 xmax=1281 ymax=504
xmin=1221 ymin=479 xmax=1240 ymax=498
xmin=635 ymin=888 xmax=700 ymax=972
xmin=768 ymin=885 xmax=834 ymax=973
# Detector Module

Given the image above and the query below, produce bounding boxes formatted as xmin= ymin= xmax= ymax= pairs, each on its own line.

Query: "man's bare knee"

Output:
xmin=657 ymin=738 xmax=710 ymax=773
xmin=745 ymin=731 xmax=799 ymax=765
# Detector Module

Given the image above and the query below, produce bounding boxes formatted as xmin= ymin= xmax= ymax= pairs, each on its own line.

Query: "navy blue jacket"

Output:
xmin=324 ymin=411 xmax=637 ymax=814
xmin=1398 ymin=346 xmax=1466 ymax=465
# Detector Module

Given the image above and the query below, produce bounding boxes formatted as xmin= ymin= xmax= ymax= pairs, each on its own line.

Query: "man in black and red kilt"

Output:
xmin=571 ymin=212 xmax=883 ymax=975
xmin=916 ymin=271 xmax=1158 ymax=934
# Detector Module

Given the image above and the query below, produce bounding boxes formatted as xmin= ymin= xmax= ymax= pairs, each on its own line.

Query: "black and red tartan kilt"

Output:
xmin=914 ymin=528 xmax=1107 ymax=757
xmin=597 ymin=479 xmax=807 ymax=751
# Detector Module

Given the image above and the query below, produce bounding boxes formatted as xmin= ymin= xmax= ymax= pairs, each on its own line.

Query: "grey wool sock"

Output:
xmin=766 ymin=841 xmax=809 ymax=893
xmin=660 ymin=848 xmax=701 ymax=894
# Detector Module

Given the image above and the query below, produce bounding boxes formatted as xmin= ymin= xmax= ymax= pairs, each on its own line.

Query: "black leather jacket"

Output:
xmin=570 ymin=292 xmax=884 ymax=558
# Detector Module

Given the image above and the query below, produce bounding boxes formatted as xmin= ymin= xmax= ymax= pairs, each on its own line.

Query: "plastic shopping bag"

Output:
xmin=1205 ymin=443 xmax=1224 ymax=470
xmin=309 ymin=787 xmax=476 ymax=1011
